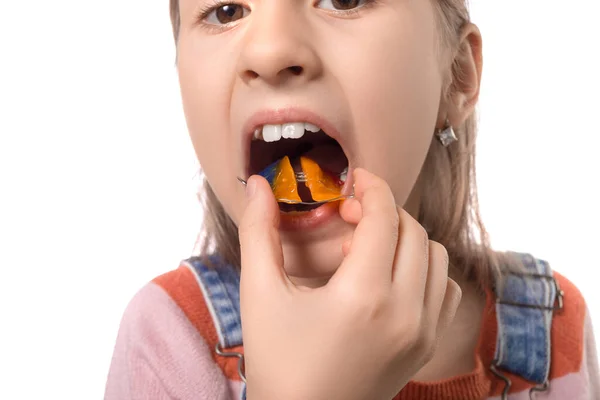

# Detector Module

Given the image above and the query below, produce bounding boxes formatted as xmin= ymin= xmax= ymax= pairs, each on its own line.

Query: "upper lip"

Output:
xmin=241 ymin=107 xmax=350 ymax=177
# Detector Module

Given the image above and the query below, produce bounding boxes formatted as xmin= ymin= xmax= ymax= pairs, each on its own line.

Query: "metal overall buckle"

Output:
xmin=215 ymin=343 xmax=247 ymax=383
xmin=490 ymin=363 xmax=550 ymax=400
xmin=495 ymin=272 xmax=564 ymax=311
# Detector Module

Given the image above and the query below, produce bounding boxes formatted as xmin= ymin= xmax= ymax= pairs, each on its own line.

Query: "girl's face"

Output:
xmin=177 ymin=0 xmax=448 ymax=281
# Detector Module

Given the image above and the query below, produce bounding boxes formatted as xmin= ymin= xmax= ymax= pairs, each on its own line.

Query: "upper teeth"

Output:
xmin=254 ymin=122 xmax=321 ymax=142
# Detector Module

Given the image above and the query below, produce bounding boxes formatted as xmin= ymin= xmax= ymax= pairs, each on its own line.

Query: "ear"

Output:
xmin=445 ymin=23 xmax=483 ymax=127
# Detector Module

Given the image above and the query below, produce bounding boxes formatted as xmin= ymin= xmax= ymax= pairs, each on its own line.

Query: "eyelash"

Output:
xmin=195 ymin=0 xmax=379 ymax=33
xmin=195 ymin=0 xmax=244 ymax=33
xmin=323 ymin=0 xmax=379 ymax=18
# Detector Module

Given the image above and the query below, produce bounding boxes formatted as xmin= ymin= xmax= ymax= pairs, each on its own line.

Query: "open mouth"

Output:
xmin=247 ymin=122 xmax=349 ymax=213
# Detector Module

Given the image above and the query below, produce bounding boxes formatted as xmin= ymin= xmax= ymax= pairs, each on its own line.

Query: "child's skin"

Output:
xmin=240 ymin=171 xmax=462 ymax=399
xmin=176 ymin=0 xmax=484 ymax=398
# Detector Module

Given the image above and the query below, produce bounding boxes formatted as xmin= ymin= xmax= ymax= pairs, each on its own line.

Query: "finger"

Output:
xmin=339 ymin=197 xmax=362 ymax=225
xmin=435 ymin=278 xmax=462 ymax=340
xmin=422 ymin=241 xmax=450 ymax=321
xmin=238 ymin=175 xmax=288 ymax=289
xmin=333 ymin=168 xmax=399 ymax=287
xmin=391 ymin=209 xmax=430 ymax=307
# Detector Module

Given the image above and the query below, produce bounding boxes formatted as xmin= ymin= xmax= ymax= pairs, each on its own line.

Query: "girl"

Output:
xmin=106 ymin=0 xmax=599 ymax=399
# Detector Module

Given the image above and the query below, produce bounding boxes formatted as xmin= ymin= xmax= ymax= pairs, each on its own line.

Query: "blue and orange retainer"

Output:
xmin=258 ymin=156 xmax=345 ymax=204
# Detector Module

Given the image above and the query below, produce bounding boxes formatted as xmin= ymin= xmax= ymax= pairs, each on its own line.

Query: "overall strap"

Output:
xmin=187 ymin=256 xmax=243 ymax=348
xmin=492 ymin=252 xmax=564 ymax=398
xmin=185 ymin=256 xmax=246 ymax=399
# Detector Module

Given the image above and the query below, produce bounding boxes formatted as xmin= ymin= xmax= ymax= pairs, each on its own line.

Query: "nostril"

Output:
xmin=242 ymin=65 xmax=304 ymax=82
xmin=288 ymin=66 xmax=303 ymax=75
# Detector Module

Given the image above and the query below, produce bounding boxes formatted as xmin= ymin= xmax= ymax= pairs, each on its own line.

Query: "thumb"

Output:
xmin=238 ymin=175 xmax=287 ymax=290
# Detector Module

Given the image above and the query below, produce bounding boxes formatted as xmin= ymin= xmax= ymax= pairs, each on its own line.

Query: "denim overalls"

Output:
xmin=186 ymin=252 xmax=564 ymax=400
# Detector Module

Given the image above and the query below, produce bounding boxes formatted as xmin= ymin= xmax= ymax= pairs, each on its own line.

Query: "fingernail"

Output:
xmin=246 ymin=177 xmax=257 ymax=199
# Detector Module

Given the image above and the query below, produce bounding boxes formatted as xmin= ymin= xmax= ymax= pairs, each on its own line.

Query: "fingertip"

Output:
xmin=351 ymin=169 xmax=396 ymax=220
xmin=447 ymin=278 xmax=463 ymax=313
xmin=240 ymin=175 xmax=280 ymax=231
xmin=246 ymin=175 xmax=272 ymax=198
xmin=352 ymin=168 xmax=387 ymax=199
xmin=451 ymin=278 xmax=463 ymax=302
xmin=247 ymin=175 xmax=278 ymax=208
xmin=352 ymin=168 xmax=372 ymax=193
xmin=352 ymin=167 xmax=371 ymax=180
xmin=245 ymin=175 xmax=258 ymax=199
xmin=339 ymin=198 xmax=362 ymax=224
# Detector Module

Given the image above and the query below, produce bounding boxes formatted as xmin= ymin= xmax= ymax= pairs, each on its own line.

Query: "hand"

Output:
xmin=238 ymin=168 xmax=462 ymax=400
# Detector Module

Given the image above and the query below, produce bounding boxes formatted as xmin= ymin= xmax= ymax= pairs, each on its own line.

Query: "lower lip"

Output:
xmin=279 ymin=202 xmax=340 ymax=231
xmin=278 ymin=166 xmax=354 ymax=231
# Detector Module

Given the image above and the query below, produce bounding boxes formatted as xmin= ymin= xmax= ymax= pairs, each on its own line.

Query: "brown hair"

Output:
xmin=169 ymin=0 xmax=520 ymax=290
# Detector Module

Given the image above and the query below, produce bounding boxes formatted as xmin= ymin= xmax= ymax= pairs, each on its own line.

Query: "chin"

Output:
xmin=280 ymin=219 xmax=349 ymax=280
xmin=282 ymin=244 xmax=344 ymax=282
xmin=282 ymin=228 xmax=347 ymax=280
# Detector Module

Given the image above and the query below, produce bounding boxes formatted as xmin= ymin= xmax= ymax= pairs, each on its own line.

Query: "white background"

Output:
xmin=1 ymin=1 xmax=599 ymax=398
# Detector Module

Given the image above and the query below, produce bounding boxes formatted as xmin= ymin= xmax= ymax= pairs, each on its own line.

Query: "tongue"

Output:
xmin=300 ymin=143 xmax=347 ymax=176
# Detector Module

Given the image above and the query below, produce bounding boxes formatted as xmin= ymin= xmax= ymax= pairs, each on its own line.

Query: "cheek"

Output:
xmin=177 ymin=37 xmax=241 ymax=218
xmin=339 ymin=17 xmax=442 ymax=205
xmin=178 ymin=40 xmax=231 ymax=154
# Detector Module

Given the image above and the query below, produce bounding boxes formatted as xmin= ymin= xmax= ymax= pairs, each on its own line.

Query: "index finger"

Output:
xmin=332 ymin=168 xmax=399 ymax=288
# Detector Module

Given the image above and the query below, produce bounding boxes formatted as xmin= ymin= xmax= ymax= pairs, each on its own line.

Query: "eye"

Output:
xmin=203 ymin=3 xmax=250 ymax=25
xmin=316 ymin=0 xmax=368 ymax=11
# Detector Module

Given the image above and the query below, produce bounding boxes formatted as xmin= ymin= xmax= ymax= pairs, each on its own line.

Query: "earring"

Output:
xmin=436 ymin=120 xmax=457 ymax=147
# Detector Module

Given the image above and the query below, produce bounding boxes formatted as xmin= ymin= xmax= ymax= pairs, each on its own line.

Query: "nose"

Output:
xmin=237 ymin=4 xmax=322 ymax=87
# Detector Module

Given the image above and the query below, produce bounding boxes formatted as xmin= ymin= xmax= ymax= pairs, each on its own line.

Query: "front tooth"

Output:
xmin=262 ymin=124 xmax=282 ymax=142
xmin=282 ymin=122 xmax=305 ymax=139
xmin=304 ymin=122 xmax=320 ymax=133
